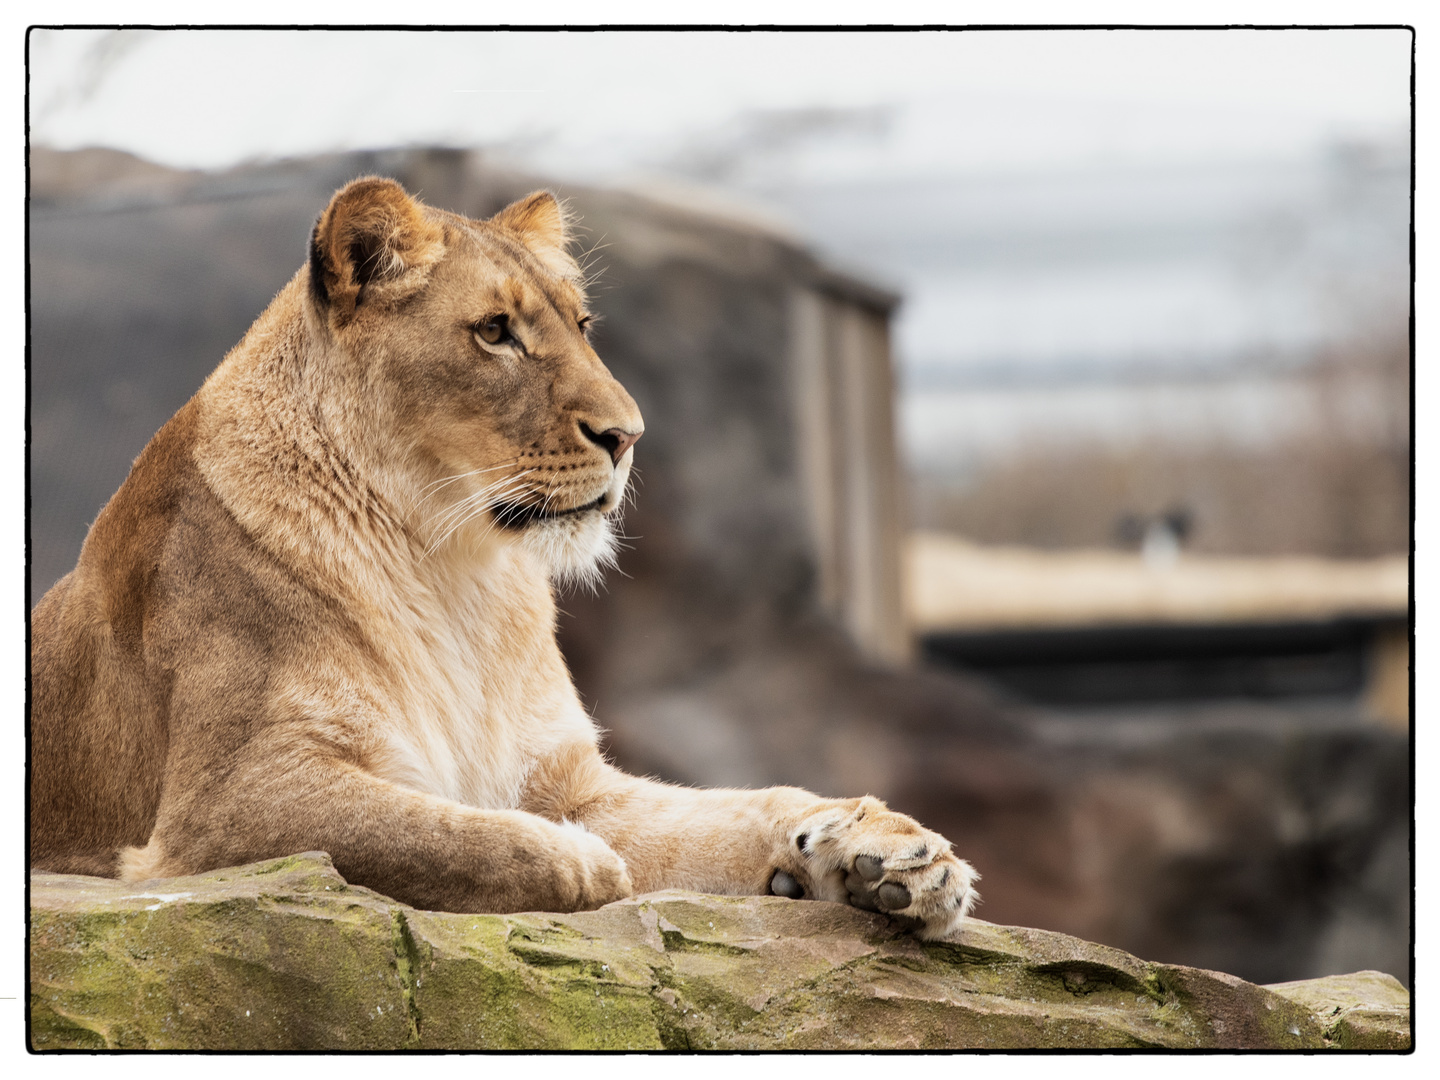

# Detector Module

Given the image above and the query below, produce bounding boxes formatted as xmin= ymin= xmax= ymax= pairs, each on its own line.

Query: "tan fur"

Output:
xmin=30 ymin=179 xmax=978 ymax=936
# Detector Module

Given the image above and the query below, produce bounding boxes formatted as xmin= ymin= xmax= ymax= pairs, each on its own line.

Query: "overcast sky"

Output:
xmin=29 ymin=28 xmax=1412 ymax=183
xmin=26 ymin=25 xmax=1415 ymax=462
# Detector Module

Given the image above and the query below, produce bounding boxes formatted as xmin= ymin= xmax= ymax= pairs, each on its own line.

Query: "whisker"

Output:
xmin=407 ymin=461 xmax=527 ymax=535
xmin=420 ymin=469 xmax=539 ymax=558
xmin=417 ymin=460 xmax=519 ymax=499
xmin=422 ymin=477 xmax=519 ymax=540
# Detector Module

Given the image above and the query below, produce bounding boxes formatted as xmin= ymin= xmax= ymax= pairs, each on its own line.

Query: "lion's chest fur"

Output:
xmin=346 ymin=547 xmax=595 ymax=811
xmin=190 ymin=302 xmax=601 ymax=815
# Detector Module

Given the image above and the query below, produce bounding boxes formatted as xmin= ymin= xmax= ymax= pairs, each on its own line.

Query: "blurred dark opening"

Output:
xmin=922 ymin=617 xmax=1399 ymax=706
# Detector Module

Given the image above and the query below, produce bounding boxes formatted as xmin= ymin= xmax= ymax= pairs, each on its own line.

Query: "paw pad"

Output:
xmin=770 ymin=869 xmax=804 ymax=899
xmin=877 ymin=882 xmax=911 ymax=911
xmin=854 ymin=854 xmax=884 ymax=881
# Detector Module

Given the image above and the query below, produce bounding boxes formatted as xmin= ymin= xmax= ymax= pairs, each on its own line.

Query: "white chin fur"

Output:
xmin=518 ymin=507 xmax=619 ymax=591
xmin=520 ymin=454 xmax=631 ymax=590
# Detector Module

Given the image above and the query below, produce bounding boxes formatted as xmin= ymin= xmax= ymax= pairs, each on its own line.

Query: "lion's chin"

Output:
xmin=517 ymin=507 xmax=619 ymax=591
xmin=500 ymin=459 xmax=630 ymax=589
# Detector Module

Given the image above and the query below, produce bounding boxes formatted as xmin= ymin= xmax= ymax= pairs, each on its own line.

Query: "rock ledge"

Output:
xmin=29 ymin=853 xmax=1410 ymax=1050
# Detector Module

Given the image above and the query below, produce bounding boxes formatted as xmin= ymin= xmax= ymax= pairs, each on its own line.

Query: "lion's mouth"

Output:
xmin=491 ymin=492 xmax=608 ymax=530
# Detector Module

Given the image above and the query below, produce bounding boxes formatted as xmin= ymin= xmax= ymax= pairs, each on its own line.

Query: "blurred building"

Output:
xmin=755 ymin=140 xmax=1411 ymax=741
xmin=28 ymin=145 xmax=1409 ymax=988
xmin=760 ymin=141 xmax=1411 ymax=473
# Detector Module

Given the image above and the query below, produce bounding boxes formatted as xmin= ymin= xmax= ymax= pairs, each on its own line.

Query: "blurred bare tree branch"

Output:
xmin=913 ymin=327 xmax=1410 ymax=559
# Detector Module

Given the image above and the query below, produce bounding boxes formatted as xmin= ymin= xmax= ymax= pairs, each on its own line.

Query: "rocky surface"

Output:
xmin=1265 ymin=969 xmax=1413 ymax=1051
xmin=29 ymin=853 xmax=1409 ymax=1051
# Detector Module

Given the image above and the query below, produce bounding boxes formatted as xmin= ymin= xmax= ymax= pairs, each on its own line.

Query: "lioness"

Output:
xmin=30 ymin=178 xmax=978 ymax=938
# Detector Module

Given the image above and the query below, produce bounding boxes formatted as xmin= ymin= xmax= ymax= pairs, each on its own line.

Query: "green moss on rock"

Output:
xmin=29 ymin=853 xmax=1410 ymax=1051
xmin=1266 ymin=970 xmax=1412 ymax=1050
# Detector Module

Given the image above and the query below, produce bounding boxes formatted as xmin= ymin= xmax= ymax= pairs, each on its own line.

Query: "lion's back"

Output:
xmin=29 ymin=401 xmax=208 ymax=874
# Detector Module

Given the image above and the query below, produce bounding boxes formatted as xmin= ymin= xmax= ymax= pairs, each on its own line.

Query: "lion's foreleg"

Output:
xmin=523 ymin=745 xmax=980 ymax=939
xmin=126 ymin=755 xmax=633 ymax=914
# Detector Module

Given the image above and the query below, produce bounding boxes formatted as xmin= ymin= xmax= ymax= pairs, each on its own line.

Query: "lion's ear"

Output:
xmin=490 ymin=191 xmax=580 ymax=281
xmin=309 ymin=177 xmax=445 ymax=325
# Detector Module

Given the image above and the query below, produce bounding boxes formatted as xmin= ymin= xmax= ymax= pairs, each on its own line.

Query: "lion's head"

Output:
xmin=304 ymin=177 xmax=643 ymax=586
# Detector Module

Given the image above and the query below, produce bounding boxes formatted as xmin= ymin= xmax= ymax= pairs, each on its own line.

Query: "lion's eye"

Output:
xmin=475 ymin=314 xmax=512 ymax=347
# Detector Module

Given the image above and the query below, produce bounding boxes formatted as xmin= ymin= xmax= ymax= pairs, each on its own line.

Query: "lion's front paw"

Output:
xmin=551 ymin=820 xmax=634 ymax=911
xmin=785 ymin=797 xmax=979 ymax=940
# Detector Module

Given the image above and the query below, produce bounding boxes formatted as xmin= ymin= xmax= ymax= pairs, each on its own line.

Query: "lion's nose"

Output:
xmin=580 ymin=423 xmax=642 ymax=465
